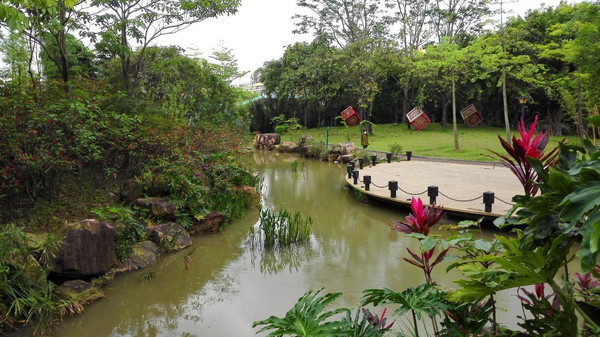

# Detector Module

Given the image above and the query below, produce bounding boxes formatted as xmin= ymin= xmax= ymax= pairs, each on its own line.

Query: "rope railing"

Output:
xmin=347 ymin=158 xmax=516 ymax=213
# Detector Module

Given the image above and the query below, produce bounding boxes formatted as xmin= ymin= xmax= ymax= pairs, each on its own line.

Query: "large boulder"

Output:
xmin=253 ymin=133 xmax=281 ymax=150
xmin=52 ymin=219 xmax=117 ymax=278
xmin=339 ymin=154 xmax=354 ymax=163
xmin=190 ymin=211 xmax=227 ymax=236
xmin=148 ymin=222 xmax=192 ymax=252
xmin=231 ymin=185 xmax=260 ymax=208
xmin=133 ymin=198 xmax=177 ymax=221
xmin=113 ymin=241 xmax=160 ymax=273
xmin=339 ymin=142 xmax=357 ymax=155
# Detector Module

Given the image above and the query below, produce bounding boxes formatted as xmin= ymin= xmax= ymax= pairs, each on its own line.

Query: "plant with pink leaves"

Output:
xmin=486 ymin=116 xmax=564 ymax=196
xmin=391 ymin=197 xmax=448 ymax=284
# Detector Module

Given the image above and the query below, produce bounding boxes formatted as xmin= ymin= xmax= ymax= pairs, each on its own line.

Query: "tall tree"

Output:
xmin=429 ymin=0 xmax=495 ymax=43
xmin=209 ymin=42 xmax=248 ymax=85
xmin=2 ymin=0 xmax=82 ymax=93
xmin=420 ymin=39 xmax=470 ymax=149
xmin=549 ymin=2 xmax=600 ymax=143
xmin=387 ymin=0 xmax=433 ymax=126
xmin=293 ymin=0 xmax=391 ymax=48
xmin=91 ymin=0 xmax=240 ymax=92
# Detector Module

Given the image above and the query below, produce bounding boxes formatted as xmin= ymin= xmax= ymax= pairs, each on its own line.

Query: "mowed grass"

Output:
xmin=284 ymin=123 xmax=578 ymax=162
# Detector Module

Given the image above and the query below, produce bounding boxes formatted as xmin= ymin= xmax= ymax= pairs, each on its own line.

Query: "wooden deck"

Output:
xmin=344 ymin=158 xmax=523 ymax=219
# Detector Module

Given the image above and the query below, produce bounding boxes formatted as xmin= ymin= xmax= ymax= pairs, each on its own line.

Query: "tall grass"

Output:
xmin=253 ymin=208 xmax=312 ymax=249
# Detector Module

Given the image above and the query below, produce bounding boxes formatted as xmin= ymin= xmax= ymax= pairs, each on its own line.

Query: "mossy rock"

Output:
xmin=58 ymin=280 xmax=105 ymax=305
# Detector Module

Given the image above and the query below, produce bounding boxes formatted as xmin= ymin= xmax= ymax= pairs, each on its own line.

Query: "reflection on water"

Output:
xmin=11 ymin=151 xmax=541 ymax=336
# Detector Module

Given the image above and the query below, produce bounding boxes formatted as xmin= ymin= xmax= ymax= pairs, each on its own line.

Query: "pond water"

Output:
xmin=17 ymin=151 xmax=528 ymax=336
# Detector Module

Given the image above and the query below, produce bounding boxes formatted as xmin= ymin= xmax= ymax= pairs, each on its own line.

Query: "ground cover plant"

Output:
xmin=283 ymin=124 xmax=578 ymax=162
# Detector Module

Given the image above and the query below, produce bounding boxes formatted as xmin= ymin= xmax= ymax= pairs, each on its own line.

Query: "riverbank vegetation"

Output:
xmin=0 ymin=0 xmax=261 ymax=332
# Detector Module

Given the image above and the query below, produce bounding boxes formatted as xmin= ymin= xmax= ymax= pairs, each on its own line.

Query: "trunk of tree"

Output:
xmin=392 ymin=95 xmax=399 ymax=124
xmin=452 ymin=78 xmax=459 ymax=151
xmin=501 ymin=67 xmax=510 ymax=142
xmin=577 ymin=82 xmax=584 ymax=146
xmin=403 ymin=77 xmax=410 ymax=128
xmin=120 ymin=22 xmax=131 ymax=93
xmin=441 ymin=95 xmax=448 ymax=130
xmin=27 ymin=36 xmax=38 ymax=90
xmin=303 ymin=100 xmax=308 ymax=128
xmin=58 ymin=0 xmax=70 ymax=94
xmin=367 ymin=104 xmax=374 ymax=135
xmin=548 ymin=105 xmax=563 ymax=136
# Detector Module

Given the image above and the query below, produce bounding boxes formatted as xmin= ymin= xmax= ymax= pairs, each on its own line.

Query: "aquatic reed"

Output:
xmin=257 ymin=208 xmax=312 ymax=249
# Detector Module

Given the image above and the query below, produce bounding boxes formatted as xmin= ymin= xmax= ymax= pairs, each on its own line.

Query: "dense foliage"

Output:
xmin=0 ymin=0 xmax=259 ymax=333
xmin=253 ymin=1 xmax=599 ymax=143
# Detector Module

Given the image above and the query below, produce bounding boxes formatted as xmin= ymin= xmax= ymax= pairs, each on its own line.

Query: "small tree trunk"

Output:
xmin=452 ymin=78 xmax=459 ymax=151
xmin=577 ymin=82 xmax=585 ymax=146
xmin=403 ymin=78 xmax=410 ymax=128
xmin=502 ymin=67 xmax=510 ymax=142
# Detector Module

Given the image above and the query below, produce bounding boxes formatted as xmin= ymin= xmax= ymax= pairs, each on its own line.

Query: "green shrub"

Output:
xmin=271 ymin=114 xmax=303 ymax=135
xmin=354 ymin=149 xmax=371 ymax=163
xmin=388 ymin=142 xmax=403 ymax=155
xmin=305 ymin=140 xmax=328 ymax=159
xmin=0 ymin=224 xmax=72 ymax=334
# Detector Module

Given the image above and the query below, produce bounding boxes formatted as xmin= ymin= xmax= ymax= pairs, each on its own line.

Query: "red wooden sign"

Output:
xmin=406 ymin=108 xmax=431 ymax=131
xmin=340 ymin=106 xmax=361 ymax=126
xmin=460 ymin=104 xmax=483 ymax=127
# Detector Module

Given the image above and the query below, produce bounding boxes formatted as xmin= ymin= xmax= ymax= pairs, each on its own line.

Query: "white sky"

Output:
xmin=158 ymin=0 xmax=583 ymax=84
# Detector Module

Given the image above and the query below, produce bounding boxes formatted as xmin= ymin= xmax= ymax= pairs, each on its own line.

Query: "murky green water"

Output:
xmin=15 ymin=151 xmax=530 ymax=336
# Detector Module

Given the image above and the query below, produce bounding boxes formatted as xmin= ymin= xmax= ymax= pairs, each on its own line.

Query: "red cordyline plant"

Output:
xmin=517 ymin=283 xmax=562 ymax=316
xmin=486 ymin=116 xmax=563 ymax=197
xmin=392 ymin=197 xmax=448 ymax=284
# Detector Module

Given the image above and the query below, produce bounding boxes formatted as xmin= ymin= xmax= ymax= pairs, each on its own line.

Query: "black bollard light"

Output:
xmin=347 ymin=164 xmax=352 ymax=179
xmin=352 ymin=170 xmax=359 ymax=185
xmin=350 ymin=160 xmax=355 ymax=171
xmin=358 ymin=157 xmax=364 ymax=169
xmin=406 ymin=151 xmax=412 ymax=161
xmin=483 ymin=191 xmax=495 ymax=213
xmin=364 ymin=175 xmax=371 ymax=191
xmin=428 ymin=185 xmax=439 ymax=205
xmin=371 ymin=154 xmax=377 ymax=166
xmin=389 ymin=180 xmax=398 ymax=198
xmin=386 ymin=152 xmax=393 ymax=163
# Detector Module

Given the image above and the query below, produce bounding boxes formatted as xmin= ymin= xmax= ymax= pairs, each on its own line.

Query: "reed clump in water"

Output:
xmin=252 ymin=208 xmax=312 ymax=249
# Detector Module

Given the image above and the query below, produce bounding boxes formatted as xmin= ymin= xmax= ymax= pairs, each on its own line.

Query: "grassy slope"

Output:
xmin=284 ymin=123 xmax=578 ymax=162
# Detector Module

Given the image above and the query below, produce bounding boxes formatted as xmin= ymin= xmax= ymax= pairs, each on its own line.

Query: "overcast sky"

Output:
xmin=158 ymin=0 xmax=585 ymax=84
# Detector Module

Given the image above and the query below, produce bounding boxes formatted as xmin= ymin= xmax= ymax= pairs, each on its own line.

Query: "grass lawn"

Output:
xmin=283 ymin=123 xmax=578 ymax=162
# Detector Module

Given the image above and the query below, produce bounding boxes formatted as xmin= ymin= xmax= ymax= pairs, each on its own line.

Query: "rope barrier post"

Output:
xmin=364 ymin=175 xmax=371 ymax=191
xmin=347 ymin=164 xmax=352 ymax=179
xmin=371 ymin=155 xmax=377 ymax=166
xmin=358 ymin=157 xmax=364 ymax=169
xmin=386 ymin=152 xmax=392 ymax=163
xmin=352 ymin=170 xmax=359 ymax=185
xmin=483 ymin=191 xmax=495 ymax=213
xmin=428 ymin=185 xmax=438 ymax=205
xmin=406 ymin=151 xmax=412 ymax=161
xmin=389 ymin=180 xmax=398 ymax=198
xmin=350 ymin=160 xmax=355 ymax=171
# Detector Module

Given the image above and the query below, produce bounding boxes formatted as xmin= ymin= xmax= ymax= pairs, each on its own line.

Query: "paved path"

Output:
xmin=344 ymin=158 xmax=524 ymax=219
